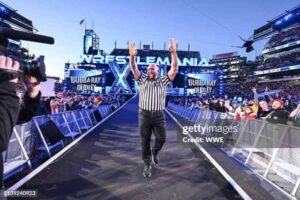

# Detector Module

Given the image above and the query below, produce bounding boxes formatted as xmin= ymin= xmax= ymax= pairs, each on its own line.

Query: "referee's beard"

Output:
xmin=147 ymin=73 xmax=158 ymax=80
xmin=147 ymin=64 xmax=158 ymax=80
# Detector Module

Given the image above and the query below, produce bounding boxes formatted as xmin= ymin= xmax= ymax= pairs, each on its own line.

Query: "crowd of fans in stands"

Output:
xmin=259 ymin=25 xmax=300 ymax=70
xmin=36 ymin=92 xmax=128 ymax=115
xmin=264 ymin=25 xmax=300 ymax=49
xmin=169 ymin=85 xmax=300 ymax=127
xmin=261 ymin=51 xmax=300 ymax=69
xmin=224 ymin=80 xmax=300 ymax=100
xmin=33 ymin=77 xmax=300 ymax=128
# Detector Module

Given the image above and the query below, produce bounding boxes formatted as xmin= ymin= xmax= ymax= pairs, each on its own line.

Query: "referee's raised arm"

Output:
xmin=129 ymin=42 xmax=141 ymax=80
xmin=167 ymin=39 xmax=178 ymax=81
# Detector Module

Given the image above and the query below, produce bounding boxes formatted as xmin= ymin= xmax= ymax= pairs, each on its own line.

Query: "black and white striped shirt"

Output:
xmin=137 ymin=74 xmax=171 ymax=111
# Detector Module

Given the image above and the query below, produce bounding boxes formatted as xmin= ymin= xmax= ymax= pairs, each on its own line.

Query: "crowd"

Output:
xmin=169 ymin=86 xmax=300 ymax=127
xmin=261 ymin=51 xmax=300 ymax=69
xmin=259 ymin=25 xmax=300 ymax=71
xmin=224 ymin=80 xmax=300 ymax=100
xmin=264 ymin=25 xmax=300 ymax=50
xmin=36 ymin=92 xmax=128 ymax=115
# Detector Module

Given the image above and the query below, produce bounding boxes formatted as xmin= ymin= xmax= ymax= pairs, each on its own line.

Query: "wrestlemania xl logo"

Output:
xmin=80 ymin=53 xmax=209 ymax=93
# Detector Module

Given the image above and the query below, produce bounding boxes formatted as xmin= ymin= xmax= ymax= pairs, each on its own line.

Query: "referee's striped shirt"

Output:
xmin=137 ymin=73 xmax=171 ymax=111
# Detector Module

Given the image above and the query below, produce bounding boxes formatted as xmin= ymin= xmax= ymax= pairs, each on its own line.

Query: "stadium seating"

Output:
xmin=260 ymin=51 xmax=300 ymax=69
xmin=264 ymin=25 xmax=300 ymax=50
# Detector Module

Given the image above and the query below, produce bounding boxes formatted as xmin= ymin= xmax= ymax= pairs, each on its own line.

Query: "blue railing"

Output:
xmin=3 ymin=103 xmax=119 ymax=181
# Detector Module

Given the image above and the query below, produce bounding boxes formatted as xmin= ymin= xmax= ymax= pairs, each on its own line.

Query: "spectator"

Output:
xmin=290 ymin=104 xmax=300 ymax=127
xmin=242 ymin=106 xmax=257 ymax=119
xmin=215 ymin=99 xmax=226 ymax=113
xmin=50 ymin=97 xmax=60 ymax=114
xmin=36 ymin=97 xmax=50 ymax=115
xmin=258 ymin=100 xmax=272 ymax=119
xmin=226 ymin=101 xmax=242 ymax=118
xmin=266 ymin=99 xmax=290 ymax=124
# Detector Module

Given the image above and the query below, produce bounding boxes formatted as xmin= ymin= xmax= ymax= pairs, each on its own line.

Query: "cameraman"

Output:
xmin=0 ymin=55 xmax=20 ymax=192
xmin=0 ymin=55 xmax=41 ymax=190
xmin=18 ymin=76 xmax=41 ymax=124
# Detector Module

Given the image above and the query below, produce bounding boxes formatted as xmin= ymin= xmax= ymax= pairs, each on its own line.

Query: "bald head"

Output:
xmin=147 ymin=64 xmax=158 ymax=79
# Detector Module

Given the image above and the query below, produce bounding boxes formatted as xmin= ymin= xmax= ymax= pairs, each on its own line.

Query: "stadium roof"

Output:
xmin=253 ymin=4 xmax=300 ymax=41
xmin=0 ymin=1 xmax=33 ymax=32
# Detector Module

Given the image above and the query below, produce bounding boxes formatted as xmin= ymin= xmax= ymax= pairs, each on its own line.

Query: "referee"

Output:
xmin=129 ymin=39 xmax=178 ymax=178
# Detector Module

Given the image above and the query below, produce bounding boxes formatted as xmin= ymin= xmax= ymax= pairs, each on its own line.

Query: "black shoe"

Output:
xmin=143 ymin=165 xmax=152 ymax=178
xmin=152 ymin=152 xmax=159 ymax=165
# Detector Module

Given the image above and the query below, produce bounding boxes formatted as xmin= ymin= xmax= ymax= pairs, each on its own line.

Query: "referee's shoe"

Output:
xmin=143 ymin=165 xmax=152 ymax=178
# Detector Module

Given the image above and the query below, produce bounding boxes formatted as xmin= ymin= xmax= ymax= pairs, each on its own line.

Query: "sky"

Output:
xmin=5 ymin=0 xmax=300 ymax=78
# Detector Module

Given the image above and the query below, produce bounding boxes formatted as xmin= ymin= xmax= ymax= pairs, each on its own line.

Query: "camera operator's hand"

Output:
xmin=0 ymin=56 xmax=20 ymax=83
xmin=23 ymin=75 xmax=41 ymax=98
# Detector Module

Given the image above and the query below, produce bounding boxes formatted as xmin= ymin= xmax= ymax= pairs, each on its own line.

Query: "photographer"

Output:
xmin=17 ymin=75 xmax=41 ymax=124
xmin=290 ymin=104 xmax=300 ymax=127
xmin=0 ymin=55 xmax=41 ymax=191
xmin=0 ymin=55 xmax=20 ymax=191
xmin=0 ymin=55 xmax=20 ymax=151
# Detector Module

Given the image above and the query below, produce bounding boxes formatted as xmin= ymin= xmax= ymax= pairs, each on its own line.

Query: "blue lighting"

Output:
xmin=275 ymin=13 xmax=294 ymax=26
xmin=0 ymin=6 xmax=9 ymax=15
xmin=284 ymin=13 xmax=292 ymax=21
xmin=108 ymin=62 xmax=132 ymax=93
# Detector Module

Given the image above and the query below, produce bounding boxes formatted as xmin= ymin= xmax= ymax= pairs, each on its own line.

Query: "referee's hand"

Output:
xmin=169 ymin=38 xmax=177 ymax=53
xmin=0 ymin=56 xmax=20 ymax=83
xmin=129 ymin=42 xmax=137 ymax=56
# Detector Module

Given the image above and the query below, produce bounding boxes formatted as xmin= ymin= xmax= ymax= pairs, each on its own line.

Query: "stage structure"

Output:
xmin=63 ymin=29 xmax=224 ymax=96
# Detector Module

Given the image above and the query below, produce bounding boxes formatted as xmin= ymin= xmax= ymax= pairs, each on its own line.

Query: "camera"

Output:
xmin=0 ymin=27 xmax=54 ymax=82
xmin=0 ymin=44 xmax=47 ymax=82
xmin=23 ymin=55 xmax=47 ymax=82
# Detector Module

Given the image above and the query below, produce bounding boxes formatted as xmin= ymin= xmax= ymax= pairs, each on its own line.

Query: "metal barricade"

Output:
xmin=4 ymin=121 xmax=32 ymax=176
xmin=80 ymin=109 xmax=93 ymax=128
xmin=167 ymin=103 xmax=300 ymax=199
xmin=33 ymin=115 xmax=64 ymax=156
xmin=50 ymin=113 xmax=75 ymax=140
xmin=97 ymin=105 xmax=106 ymax=118
xmin=3 ymin=98 xmax=127 ymax=182
xmin=64 ymin=111 xmax=82 ymax=135
xmin=71 ymin=110 xmax=91 ymax=131
xmin=85 ymin=109 xmax=97 ymax=125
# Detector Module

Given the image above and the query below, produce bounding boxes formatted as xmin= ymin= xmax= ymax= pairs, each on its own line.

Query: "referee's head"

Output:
xmin=147 ymin=64 xmax=158 ymax=80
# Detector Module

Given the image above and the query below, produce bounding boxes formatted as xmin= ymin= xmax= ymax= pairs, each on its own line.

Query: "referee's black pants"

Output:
xmin=139 ymin=109 xmax=166 ymax=166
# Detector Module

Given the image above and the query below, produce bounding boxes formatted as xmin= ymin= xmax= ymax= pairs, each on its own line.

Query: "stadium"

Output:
xmin=0 ymin=1 xmax=300 ymax=199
